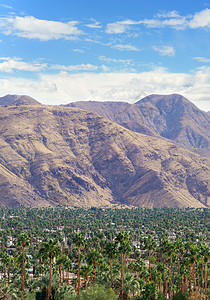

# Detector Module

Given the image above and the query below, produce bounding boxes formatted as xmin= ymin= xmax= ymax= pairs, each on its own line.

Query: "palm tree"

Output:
xmin=165 ymin=240 xmax=176 ymax=300
xmin=0 ymin=251 xmax=11 ymax=286
xmin=72 ymin=231 xmax=85 ymax=298
xmin=174 ymin=239 xmax=184 ymax=292
xmin=16 ymin=232 xmax=30 ymax=294
xmin=87 ymin=248 xmax=102 ymax=284
xmin=115 ymin=231 xmax=132 ymax=300
xmin=143 ymin=237 xmax=157 ymax=282
xmin=123 ymin=270 xmax=140 ymax=299
xmin=189 ymin=244 xmax=200 ymax=292
xmin=39 ymin=239 xmax=61 ymax=300
xmin=81 ymin=264 xmax=93 ymax=291
xmin=201 ymin=244 xmax=210 ymax=300
xmin=104 ymin=241 xmax=117 ymax=290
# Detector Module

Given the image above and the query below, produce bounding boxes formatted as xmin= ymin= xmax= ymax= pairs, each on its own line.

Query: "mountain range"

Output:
xmin=67 ymin=94 xmax=210 ymax=158
xmin=0 ymin=94 xmax=209 ymax=208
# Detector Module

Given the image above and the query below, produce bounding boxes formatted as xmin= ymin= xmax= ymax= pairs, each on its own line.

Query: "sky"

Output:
xmin=0 ymin=1 xmax=210 ymax=111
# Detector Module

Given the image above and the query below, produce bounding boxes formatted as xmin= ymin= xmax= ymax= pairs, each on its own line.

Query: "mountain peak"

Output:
xmin=0 ymin=94 xmax=41 ymax=106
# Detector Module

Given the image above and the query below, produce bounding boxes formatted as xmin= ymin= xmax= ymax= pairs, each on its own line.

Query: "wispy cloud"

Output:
xmin=85 ymin=19 xmax=102 ymax=29
xmin=0 ymin=15 xmax=84 ymax=41
xmin=72 ymin=49 xmax=84 ymax=53
xmin=50 ymin=63 xmax=99 ymax=72
xmin=106 ymin=19 xmax=141 ymax=34
xmin=156 ymin=10 xmax=182 ymax=18
xmin=0 ymin=4 xmax=14 ymax=9
xmin=0 ymin=57 xmax=47 ymax=73
xmin=112 ymin=44 xmax=139 ymax=51
xmin=106 ymin=8 xmax=210 ymax=33
xmin=99 ymin=56 xmax=133 ymax=64
xmin=193 ymin=57 xmax=210 ymax=63
xmin=153 ymin=46 xmax=175 ymax=56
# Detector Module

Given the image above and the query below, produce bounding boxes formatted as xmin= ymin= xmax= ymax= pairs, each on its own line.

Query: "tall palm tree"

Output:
xmin=39 ymin=239 xmax=61 ymax=300
xmin=81 ymin=264 xmax=93 ymax=291
xmin=87 ymin=248 xmax=102 ymax=284
xmin=143 ymin=237 xmax=157 ymax=282
xmin=174 ymin=239 xmax=184 ymax=292
xmin=16 ymin=233 xmax=30 ymax=294
xmin=104 ymin=241 xmax=117 ymax=290
xmin=115 ymin=231 xmax=132 ymax=300
xmin=72 ymin=231 xmax=85 ymax=298
xmin=159 ymin=239 xmax=169 ymax=297
xmin=201 ymin=244 xmax=210 ymax=300
xmin=0 ymin=251 xmax=11 ymax=286
xmin=189 ymin=244 xmax=200 ymax=292
xmin=165 ymin=240 xmax=177 ymax=300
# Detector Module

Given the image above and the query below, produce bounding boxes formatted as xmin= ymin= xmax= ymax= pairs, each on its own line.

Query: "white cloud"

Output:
xmin=50 ymin=63 xmax=99 ymax=72
xmin=0 ymin=57 xmax=47 ymax=73
xmin=0 ymin=68 xmax=210 ymax=111
xmin=189 ymin=8 xmax=210 ymax=28
xmin=193 ymin=57 xmax=210 ymax=63
xmin=105 ymin=8 xmax=210 ymax=33
xmin=156 ymin=10 xmax=182 ymax=18
xmin=112 ymin=44 xmax=139 ymax=51
xmin=72 ymin=49 xmax=84 ymax=53
xmin=99 ymin=56 xmax=133 ymax=64
xmin=106 ymin=19 xmax=141 ymax=34
xmin=85 ymin=19 xmax=102 ymax=29
xmin=153 ymin=46 xmax=175 ymax=56
xmin=0 ymin=4 xmax=14 ymax=9
xmin=0 ymin=15 xmax=84 ymax=41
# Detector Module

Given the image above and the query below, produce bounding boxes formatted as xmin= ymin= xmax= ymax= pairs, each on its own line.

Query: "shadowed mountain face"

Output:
xmin=67 ymin=94 xmax=210 ymax=157
xmin=0 ymin=105 xmax=209 ymax=208
xmin=0 ymin=94 xmax=41 ymax=106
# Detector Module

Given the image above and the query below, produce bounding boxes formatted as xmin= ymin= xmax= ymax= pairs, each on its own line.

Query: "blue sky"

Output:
xmin=0 ymin=0 xmax=210 ymax=111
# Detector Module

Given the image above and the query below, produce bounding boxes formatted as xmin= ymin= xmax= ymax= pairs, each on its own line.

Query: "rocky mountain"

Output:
xmin=67 ymin=94 xmax=210 ymax=157
xmin=0 ymin=94 xmax=41 ymax=106
xmin=0 ymin=104 xmax=209 ymax=208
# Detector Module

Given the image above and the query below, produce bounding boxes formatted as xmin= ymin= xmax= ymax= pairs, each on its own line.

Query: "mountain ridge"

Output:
xmin=0 ymin=94 xmax=41 ymax=106
xmin=0 ymin=104 xmax=209 ymax=208
xmin=67 ymin=94 xmax=210 ymax=158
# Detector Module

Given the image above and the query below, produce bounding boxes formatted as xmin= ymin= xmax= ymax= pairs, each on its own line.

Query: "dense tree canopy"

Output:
xmin=0 ymin=207 xmax=209 ymax=299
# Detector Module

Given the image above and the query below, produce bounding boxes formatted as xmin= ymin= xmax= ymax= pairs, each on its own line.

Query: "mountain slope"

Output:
xmin=67 ymin=94 xmax=210 ymax=157
xmin=0 ymin=105 xmax=209 ymax=208
xmin=0 ymin=94 xmax=41 ymax=106
xmin=135 ymin=94 xmax=210 ymax=155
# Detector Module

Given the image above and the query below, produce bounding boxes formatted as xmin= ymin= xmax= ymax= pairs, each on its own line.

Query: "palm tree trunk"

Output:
xmin=193 ymin=259 xmax=196 ymax=292
xmin=78 ymin=248 xmax=81 ymax=297
xmin=3 ymin=266 xmax=6 ymax=286
xmin=21 ymin=246 xmax=25 ymax=293
xmin=49 ymin=255 xmax=52 ymax=300
xmin=184 ymin=274 xmax=187 ymax=293
xmin=85 ymin=274 xmax=88 ymax=291
xmin=201 ymin=260 xmax=204 ymax=292
xmin=149 ymin=249 xmax=151 ymax=281
xmin=7 ymin=267 xmax=10 ymax=286
xmin=93 ymin=261 xmax=96 ymax=284
xmin=189 ymin=265 xmax=192 ymax=295
xmin=163 ymin=258 xmax=167 ymax=297
xmin=62 ymin=263 xmax=64 ymax=284
xmin=178 ymin=258 xmax=181 ymax=291
xmin=120 ymin=253 xmax=124 ymax=300
xmin=169 ymin=255 xmax=173 ymax=300
xmin=59 ymin=266 xmax=61 ymax=283
xmin=110 ymin=257 xmax=114 ymax=290
xmin=205 ymin=262 xmax=208 ymax=300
